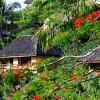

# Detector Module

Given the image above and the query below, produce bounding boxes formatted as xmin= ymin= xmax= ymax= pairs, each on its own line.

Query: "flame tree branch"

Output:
xmin=44 ymin=49 xmax=98 ymax=99
xmin=44 ymin=70 xmax=94 ymax=100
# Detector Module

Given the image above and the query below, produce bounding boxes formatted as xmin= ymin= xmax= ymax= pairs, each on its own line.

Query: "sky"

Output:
xmin=5 ymin=0 xmax=27 ymax=9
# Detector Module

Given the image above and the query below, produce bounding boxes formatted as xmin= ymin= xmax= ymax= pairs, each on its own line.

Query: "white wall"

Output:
xmin=13 ymin=58 xmax=18 ymax=66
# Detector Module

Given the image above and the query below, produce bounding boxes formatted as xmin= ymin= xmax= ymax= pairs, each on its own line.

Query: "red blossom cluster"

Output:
xmin=85 ymin=11 xmax=100 ymax=23
xmin=40 ymin=74 xmax=45 ymax=81
xmin=73 ymin=10 xmax=100 ymax=28
xmin=13 ymin=69 xmax=25 ymax=80
xmin=50 ymin=81 xmax=55 ymax=84
xmin=71 ymin=71 xmax=75 ymax=76
xmin=54 ymin=96 xmax=60 ymax=100
xmin=70 ymin=71 xmax=81 ymax=81
xmin=72 ymin=76 xmax=78 ymax=81
xmin=73 ymin=17 xmax=84 ymax=28
xmin=13 ymin=69 xmax=21 ymax=80
xmin=40 ymin=71 xmax=49 ymax=81
xmin=32 ymin=96 xmax=39 ymax=100
xmin=32 ymin=95 xmax=60 ymax=100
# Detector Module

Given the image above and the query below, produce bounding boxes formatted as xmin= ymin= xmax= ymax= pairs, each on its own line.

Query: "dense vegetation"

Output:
xmin=0 ymin=0 xmax=100 ymax=100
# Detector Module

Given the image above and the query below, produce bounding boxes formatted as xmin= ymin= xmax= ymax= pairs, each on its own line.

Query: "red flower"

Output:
xmin=71 ymin=71 xmax=75 ymax=76
xmin=85 ymin=14 xmax=93 ymax=23
xmin=54 ymin=96 xmax=60 ymax=100
xmin=92 ymin=12 xmax=98 ymax=18
xmin=40 ymin=74 xmax=45 ymax=81
xmin=50 ymin=81 xmax=55 ymax=84
xmin=92 ymin=11 xmax=100 ymax=18
xmin=73 ymin=17 xmax=83 ymax=28
xmin=13 ymin=69 xmax=21 ymax=80
xmin=33 ymin=96 xmax=39 ymax=100
xmin=85 ymin=11 xmax=100 ymax=23
xmin=72 ymin=76 xmax=78 ymax=81
xmin=13 ymin=69 xmax=20 ymax=74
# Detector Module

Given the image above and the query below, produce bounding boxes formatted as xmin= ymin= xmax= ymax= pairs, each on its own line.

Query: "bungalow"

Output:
xmin=78 ymin=46 xmax=100 ymax=76
xmin=0 ymin=35 xmax=61 ymax=71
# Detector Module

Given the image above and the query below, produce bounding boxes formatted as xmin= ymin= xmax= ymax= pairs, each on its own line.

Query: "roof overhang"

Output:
xmin=78 ymin=60 xmax=100 ymax=64
xmin=0 ymin=55 xmax=36 ymax=58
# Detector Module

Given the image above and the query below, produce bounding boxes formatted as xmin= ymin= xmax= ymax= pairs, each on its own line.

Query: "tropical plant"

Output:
xmin=0 ymin=0 xmax=21 ymax=49
xmin=33 ymin=0 xmax=98 ymax=51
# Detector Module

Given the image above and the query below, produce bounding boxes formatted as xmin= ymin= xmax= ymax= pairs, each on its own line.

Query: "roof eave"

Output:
xmin=0 ymin=55 xmax=36 ymax=58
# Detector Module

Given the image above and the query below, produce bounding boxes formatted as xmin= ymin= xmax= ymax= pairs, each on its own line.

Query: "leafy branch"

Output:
xmin=44 ymin=47 xmax=98 ymax=99
xmin=44 ymin=70 xmax=95 ymax=100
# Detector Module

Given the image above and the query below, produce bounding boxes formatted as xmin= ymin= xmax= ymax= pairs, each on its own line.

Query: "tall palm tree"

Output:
xmin=0 ymin=0 xmax=21 ymax=37
xmin=0 ymin=0 xmax=21 ymax=49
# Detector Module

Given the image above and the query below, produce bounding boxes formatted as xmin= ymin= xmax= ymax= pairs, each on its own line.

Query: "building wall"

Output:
xmin=13 ymin=58 xmax=19 ymax=66
xmin=0 ymin=56 xmax=59 ymax=71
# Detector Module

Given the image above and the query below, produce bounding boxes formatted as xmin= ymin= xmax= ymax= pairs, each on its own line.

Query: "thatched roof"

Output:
xmin=77 ymin=46 xmax=100 ymax=63
xmin=0 ymin=35 xmax=61 ymax=58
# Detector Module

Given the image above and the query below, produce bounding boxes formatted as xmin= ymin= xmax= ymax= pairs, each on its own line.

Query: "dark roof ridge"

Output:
xmin=0 ymin=35 xmax=61 ymax=57
xmin=83 ymin=45 xmax=100 ymax=57
xmin=2 ymin=35 xmax=34 ymax=50
xmin=78 ymin=45 xmax=100 ymax=62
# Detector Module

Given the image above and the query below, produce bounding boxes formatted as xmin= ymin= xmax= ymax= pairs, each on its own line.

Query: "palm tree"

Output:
xmin=0 ymin=0 xmax=21 ymax=37
xmin=0 ymin=0 xmax=21 ymax=49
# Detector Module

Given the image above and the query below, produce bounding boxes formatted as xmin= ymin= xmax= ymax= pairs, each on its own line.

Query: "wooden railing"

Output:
xmin=0 ymin=64 xmax=27 ymax=73
xmin=0 ymin=63 xmax=36 ymax=73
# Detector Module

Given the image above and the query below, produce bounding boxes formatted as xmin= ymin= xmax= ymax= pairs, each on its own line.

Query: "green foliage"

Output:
xmin=0 ymin=0 xmax=99 ymax=50
xmin=90 ymin=20 xmax=100 ymax=33
xmin=3 ymin=70 xmax=15 ymax=94
xmin=0 ymin=0 xmax=22 ymax=49
xmin=37 ymin=57 xmax=55 ymax=70
xmin=11 ymin=57 xmax=99 ymax=100
xmin=16 ymin=28 xmax=33 ymax=36
xmin=0 ymin=0 xmax=100 ymax=99
xmin=22 ymin=68 xmax=34 ymax=83
xmin=4 ymin=70 xmax=14 ymax=84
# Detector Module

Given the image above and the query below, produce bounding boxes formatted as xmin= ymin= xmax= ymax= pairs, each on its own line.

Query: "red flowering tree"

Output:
xmin=54 ymin=95 xmax=60 ymax=100
xmin=33 ymin=96 xmax=39 ymax=100
xmin=73 ymin=17 xmax=84 ymax=28
xmin=73 ymin=10 xmax=100 ymax=28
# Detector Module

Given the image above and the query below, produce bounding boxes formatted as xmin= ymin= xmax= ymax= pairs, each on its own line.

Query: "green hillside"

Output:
xmin=0 ymin=0 xmax=100 ymax=100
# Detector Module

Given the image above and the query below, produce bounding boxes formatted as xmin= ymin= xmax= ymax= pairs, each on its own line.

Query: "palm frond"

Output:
xmin=5 ymin=2 xmax=21 ymax=12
